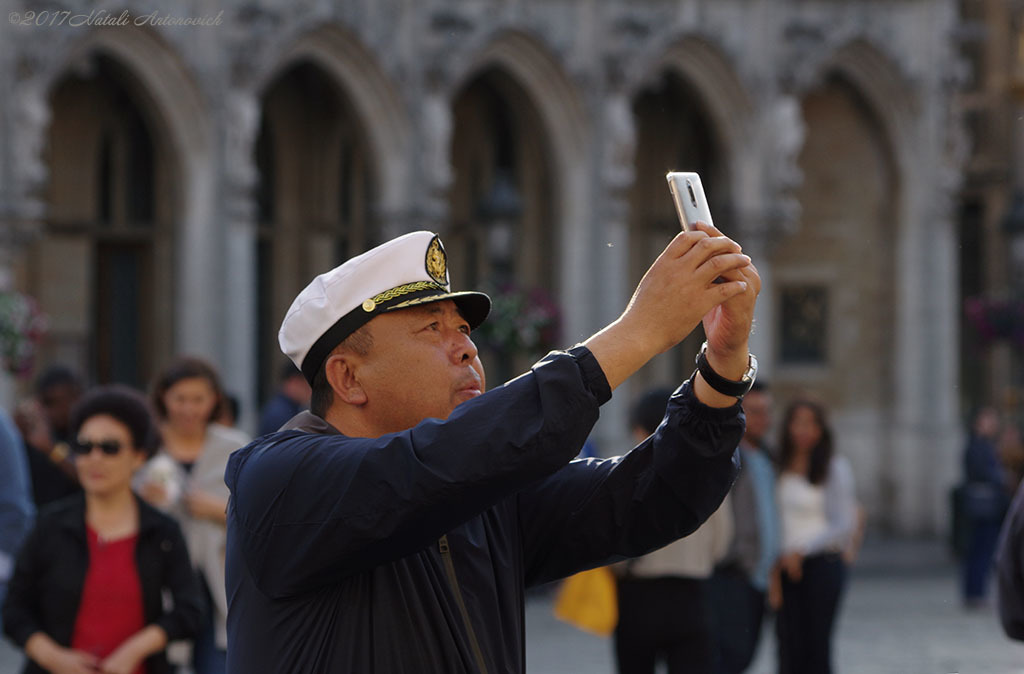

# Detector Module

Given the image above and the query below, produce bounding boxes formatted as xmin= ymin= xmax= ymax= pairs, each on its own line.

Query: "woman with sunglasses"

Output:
xmin=2 ymin=385 xmax=202 ymax=674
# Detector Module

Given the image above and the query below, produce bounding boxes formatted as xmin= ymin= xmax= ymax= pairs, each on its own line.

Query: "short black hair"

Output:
xmin=70 ymin=385 xmax=162 ymax=458
xmin=221 ymin=393 xmax=240 ymax=425
xmin=630 ymin=387 xmax=674 ymax=436
xmin=35 ymin=365 xmax=84 ymax=396
xmin=279 ymin=360 xmax=303 ymax=383
xmin=310 ymin=325 xmax=374 ymax=418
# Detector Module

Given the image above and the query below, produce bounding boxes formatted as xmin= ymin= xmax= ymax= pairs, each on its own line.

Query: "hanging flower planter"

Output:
xmin=965 ymin=295 xmax=1024 ymax=349
xmin=474 ymin=283 xmax=561 ymax=357
xmin=0 ymin=290 xmax=48 ymax=377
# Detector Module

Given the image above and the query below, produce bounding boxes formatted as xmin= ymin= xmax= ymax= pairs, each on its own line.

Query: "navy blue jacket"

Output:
xmin=225 ymin=348 xmax=743 ymax=673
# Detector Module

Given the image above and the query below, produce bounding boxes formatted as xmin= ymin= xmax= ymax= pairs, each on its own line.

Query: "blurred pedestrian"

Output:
xmin=0 ymin=408 xmax=34 ymax=633
xmin=216 ymin=393 xmax=241 ymax=429
xmin=2 ymin=385 xmax=202 ymax=674
xmin=613 ymin=387 xmax=734 ymax=674
xmin=960 ymin=406 xmax=1008 ymax=609
xmin=256 ymin=361 xmax=311 ymax=436
xmin=13 ymin=365 xmax=84 ymax=507
xmin=771 ymin=398 xmax=857 ymax=674
xmin=709 ymin=380 xmax=779 ymax=673
xmin=136 ymin=357 xmax=249 ymax=674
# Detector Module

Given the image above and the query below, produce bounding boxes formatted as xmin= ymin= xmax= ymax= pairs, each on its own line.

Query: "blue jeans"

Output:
xmin=776 ymin=553 xmax=846 ymax=674
xmin=963 ymin=516 xmax=1002 ymax=601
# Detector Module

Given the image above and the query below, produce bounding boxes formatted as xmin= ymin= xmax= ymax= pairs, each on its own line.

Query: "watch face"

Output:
xmin=744 ymin=354 xmax=759 ymax=383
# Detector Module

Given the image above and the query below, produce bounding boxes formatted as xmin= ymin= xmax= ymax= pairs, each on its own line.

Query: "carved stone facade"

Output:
xmin=0 ymin=0 xmax=964 ymax=534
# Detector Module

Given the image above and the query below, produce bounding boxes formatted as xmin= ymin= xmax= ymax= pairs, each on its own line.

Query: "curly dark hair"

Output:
xmin=777 ymin=398 xmax=834 ymax=486
xmin=69 ymin=385 xmax=162 ymax=458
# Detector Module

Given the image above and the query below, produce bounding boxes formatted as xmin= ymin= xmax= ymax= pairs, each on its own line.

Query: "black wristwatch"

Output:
xmin=694 ymin=341 xmax=758 ymax=399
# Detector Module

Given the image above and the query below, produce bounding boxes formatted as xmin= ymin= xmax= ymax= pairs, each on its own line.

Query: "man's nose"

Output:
xmin=452 ymin=329 xmax=478 ymax=364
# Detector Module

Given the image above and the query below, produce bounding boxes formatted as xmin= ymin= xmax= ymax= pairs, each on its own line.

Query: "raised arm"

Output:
xmin=227 ymin=349 xmax=610 ymax=598
xmin=517 ymin=380 xmax=743 ymax=585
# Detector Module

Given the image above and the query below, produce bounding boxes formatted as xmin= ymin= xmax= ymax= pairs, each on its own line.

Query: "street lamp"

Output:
xmin=1005 ymin=191 xmax=1024 ymax=293
xmin=476 ymin=168 xmax=522 ymax=283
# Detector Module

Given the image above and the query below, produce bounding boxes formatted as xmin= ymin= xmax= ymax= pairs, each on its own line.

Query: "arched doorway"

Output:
xmin=41 ymin=53 xmax=175 ymax=388
xmin=774 ymin=74 xmax=898 ymax=520
xmin=629 ymin=70 xmax=729 ymax=391
xmin=448 ymin=67 xmax=558 ymax=383
xmin=255 ymin=61 xmax=376 ymax=402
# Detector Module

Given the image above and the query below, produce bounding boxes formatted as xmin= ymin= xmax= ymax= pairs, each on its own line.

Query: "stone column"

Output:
xmin=891 ymin=109 xmax=963 ymax=535
xmin=588 ymin=89 xmax=636 ymax=455
xmin=414 ymin=86 xmax=455 ymax=237
xmin=745 ymin=94 xmax=806 ymax=381
xmin=175 ymin=152 xmax=222 ymax=362
xmin=220 ymin=90 xmax=261 ymax=433
xmin=0 ymin=82 xmax=50 ymax=410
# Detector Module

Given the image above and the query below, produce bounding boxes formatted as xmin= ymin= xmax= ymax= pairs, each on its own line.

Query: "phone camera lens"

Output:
xmin=686 ymin=181 xmax=698 ymax=208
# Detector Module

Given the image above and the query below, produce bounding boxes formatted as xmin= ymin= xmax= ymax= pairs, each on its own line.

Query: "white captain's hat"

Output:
xmin=279 ymin=231 xmax=491 ymax=383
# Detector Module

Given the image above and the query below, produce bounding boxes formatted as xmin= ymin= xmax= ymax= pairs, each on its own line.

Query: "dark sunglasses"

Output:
xmin=71 ymin=439 xmax=124 ymax=456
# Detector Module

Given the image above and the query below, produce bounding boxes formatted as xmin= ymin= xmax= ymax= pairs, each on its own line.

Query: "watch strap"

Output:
xmin=695 ymin=345 xmax=755 ymax=398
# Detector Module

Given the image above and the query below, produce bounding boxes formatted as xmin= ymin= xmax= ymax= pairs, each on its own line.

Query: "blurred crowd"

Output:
xmin=598 ymin=383 xmax=863 ymax=674
xmin=0 ymin=358 xmax=309 ymax=674
xmin=595 ymin=386 xmax=1024 ymax=674
xmin=3 ymin=354 xmax=1022 ymax=673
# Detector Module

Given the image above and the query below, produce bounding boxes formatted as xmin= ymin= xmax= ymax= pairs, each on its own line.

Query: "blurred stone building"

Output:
xmin=956 ymin=0 xmax=1024 ymax=433
xmin=0 ymin=0 xmax=965 ymax=534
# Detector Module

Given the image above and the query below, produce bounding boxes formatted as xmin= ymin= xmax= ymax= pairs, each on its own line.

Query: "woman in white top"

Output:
xmin=771 ymin=398 xmax=857 ymax=674
xmin=136 ymin=357 xmax=250 ymax=674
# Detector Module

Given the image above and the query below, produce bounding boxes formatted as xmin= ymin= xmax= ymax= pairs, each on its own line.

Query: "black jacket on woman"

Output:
xmin=2 ymin=492 xmax=203 ymax=674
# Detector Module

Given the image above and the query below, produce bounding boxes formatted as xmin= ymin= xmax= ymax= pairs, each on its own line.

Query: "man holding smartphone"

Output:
xmin=225 ymin=222 xmax=759 ymax=673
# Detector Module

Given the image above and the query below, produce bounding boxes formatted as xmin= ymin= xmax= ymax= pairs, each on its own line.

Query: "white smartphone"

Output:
xmin=666 ymin=172 xmax=714 ymax=231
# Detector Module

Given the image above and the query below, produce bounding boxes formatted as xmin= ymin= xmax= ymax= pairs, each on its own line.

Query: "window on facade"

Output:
xmin=779 ymin=284 xmax=829 ymax=365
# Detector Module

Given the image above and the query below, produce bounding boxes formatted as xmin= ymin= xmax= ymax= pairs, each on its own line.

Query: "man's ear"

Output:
xmin=325 ymin=353 xmax=368 ymax=406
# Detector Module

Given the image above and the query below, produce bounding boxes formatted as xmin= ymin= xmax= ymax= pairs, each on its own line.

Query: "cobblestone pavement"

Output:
xmin=3 ymin=538 xmax=1024 ymax=673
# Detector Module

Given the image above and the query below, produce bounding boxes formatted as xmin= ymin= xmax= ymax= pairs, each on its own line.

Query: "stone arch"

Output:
xmin=629 ymin=35 xmax=758 ymax=226
xmin=779 ymin=39 xmax=928 ymax=531
xmin=448 ymin=29 xmax=593 ymax=342
xmin=41 ymin=25 xmax=211 ymax=209
xmin=262 ymin=24 xmax=413 ymax=216
xmin=820 ymin=39 xmax=916 ymax=180
xmin=35 ymin=25 xmax=217 ymax=376
xmin=633 ymin=35 xmax=756 ymax=171
xmin=449 ymin=29 xmax=589 ymax=187
xmin=819 ymin=40 xmax=956 ymax=534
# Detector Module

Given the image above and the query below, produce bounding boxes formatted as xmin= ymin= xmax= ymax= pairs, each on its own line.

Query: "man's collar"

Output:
xmin=280 ymin=410 xmax=342 ymax=436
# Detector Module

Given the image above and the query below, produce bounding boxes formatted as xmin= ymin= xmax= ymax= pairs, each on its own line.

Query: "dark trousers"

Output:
xmin=963 ymin=516 xmax=1001 ymax=601
xmin=708 ymin=567 xmax=766 ymax=674
xmin=614 ymin=576 xmax=714 ymax=674
xmin=776 ymin=553 xmax=846 ymax=674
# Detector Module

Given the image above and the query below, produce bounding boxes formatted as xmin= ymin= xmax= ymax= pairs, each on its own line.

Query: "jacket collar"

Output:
xmin=280 ymin=410 xmax=342 ymax=436
xmin=50 ymin=491 xmax=168 ymax=539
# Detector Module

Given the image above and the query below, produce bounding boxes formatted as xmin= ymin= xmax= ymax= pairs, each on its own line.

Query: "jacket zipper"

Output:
xmin=438 ymin=535 xmax=490 ymax=674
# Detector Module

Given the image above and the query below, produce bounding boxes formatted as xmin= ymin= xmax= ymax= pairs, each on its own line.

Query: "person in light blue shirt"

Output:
xmin=0 ymin=407 xmax=35 ymax=632
xmin=710 ymin=381 xmax=780 ymax=674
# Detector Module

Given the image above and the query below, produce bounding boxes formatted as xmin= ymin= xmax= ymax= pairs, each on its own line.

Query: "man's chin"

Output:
xmin=454 ymin=389 xmax=483 ymax=406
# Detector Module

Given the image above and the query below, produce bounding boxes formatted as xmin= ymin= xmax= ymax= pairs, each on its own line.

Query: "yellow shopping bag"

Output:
xmin=552 ymin=566 xmax=618 ymax=636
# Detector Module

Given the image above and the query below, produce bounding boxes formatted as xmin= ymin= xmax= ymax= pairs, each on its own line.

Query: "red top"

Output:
xmin=71 ymin=526 xmax=147 ymax=674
